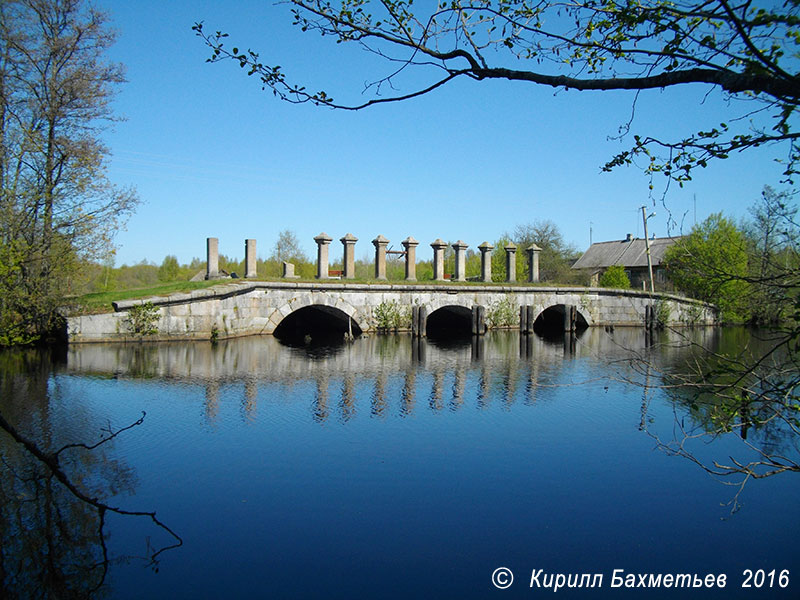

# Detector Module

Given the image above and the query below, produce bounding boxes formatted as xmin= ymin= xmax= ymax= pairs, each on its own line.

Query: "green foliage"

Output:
xmin=157 ymin=255 xmax=180 ymax=282
xmin=491 ymin=237 xmax=512 ymax=282
xmin=513 ymin=221 xmax=581 ymax=283
xmin=487 ymin=297 xmax=518 ymax=328
xmin=599 ymin=265 xmax=631 ymax=289
xmin=270 ymin=229 xmax=309 ymax=263
xmin=743 ymin=186 xmax=800 ymax=325
xmin=0 ymin=0 xmax=138 ymax=344
xmin=124 ymin=302 xmax=160 ymax=336
xmin=654 ymin=298 xmax=671 ymax=326
xmin=663 ymin=213 xmax=750 ymax=322
xmin=373 ymin=300 xmax=410 ymax=331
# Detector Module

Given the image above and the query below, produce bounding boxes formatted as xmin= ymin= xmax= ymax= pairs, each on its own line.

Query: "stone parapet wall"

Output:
xmin=67 ymin=281 xmax=718 ymax=343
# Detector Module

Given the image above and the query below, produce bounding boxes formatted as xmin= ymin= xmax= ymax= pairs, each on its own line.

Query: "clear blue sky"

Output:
xmin=97 ymin=0 xmax=787 ymax=266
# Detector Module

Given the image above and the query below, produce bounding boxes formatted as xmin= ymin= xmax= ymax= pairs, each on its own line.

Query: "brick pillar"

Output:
xmin=527 ymin=243 xmax=541 ymax=283
xmin=245 ymin=239 xmax=257 ymax=278
xmin=402 ymin=236 xmax=419 ymax=281
xmin=206 ymin=237 xmax=219 ymax=280
xmin=340 ymin=233 xmax=358 ymax=279
xmin=314 ymin=232 xmax=332 ymax=279
xmin=504 ymin=242 xmax=517 ymax=282
xmin=372 ymin=235 xmax=389 ymax=280
xmin=478 ymin=241 xmax=493 ymax=283
xmin=431 ymin=238 xmax=447 ymax=281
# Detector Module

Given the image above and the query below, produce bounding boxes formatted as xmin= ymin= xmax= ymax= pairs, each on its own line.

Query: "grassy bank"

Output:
xmin=67 ymin=280 xmax=225 ymax=314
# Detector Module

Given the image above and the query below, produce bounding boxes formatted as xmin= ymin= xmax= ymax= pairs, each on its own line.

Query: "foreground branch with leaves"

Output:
xmin=195 ymin=0 xmax=800 ymax=186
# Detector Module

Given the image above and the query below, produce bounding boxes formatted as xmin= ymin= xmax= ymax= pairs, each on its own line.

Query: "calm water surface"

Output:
xmin=1 ymin=328 xmax=798 ymax=599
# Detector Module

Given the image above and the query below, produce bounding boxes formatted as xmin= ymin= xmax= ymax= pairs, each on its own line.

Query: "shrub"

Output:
xmin=599 ymin=265 xmax=631 ymax=289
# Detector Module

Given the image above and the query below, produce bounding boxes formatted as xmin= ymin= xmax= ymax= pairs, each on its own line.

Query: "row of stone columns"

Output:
xmin=314 ymin=233 xmax=542 ymax=283
xmin=206 ymin=237 xmax=258 ymax=280
xmin=205 ymin=235 xmax=543 ymax=283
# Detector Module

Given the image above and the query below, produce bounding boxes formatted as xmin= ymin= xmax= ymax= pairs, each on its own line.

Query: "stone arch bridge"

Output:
xmin=67 ymin=281 xmax=717 ymax=343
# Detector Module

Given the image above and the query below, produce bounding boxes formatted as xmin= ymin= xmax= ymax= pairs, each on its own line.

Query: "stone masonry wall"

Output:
xmin=66 ymin=282 xmax=717 ymax=343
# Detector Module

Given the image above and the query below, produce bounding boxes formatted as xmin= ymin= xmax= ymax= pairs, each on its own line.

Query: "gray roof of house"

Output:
xmin=572 ymin=236 xmax=682 ymax=270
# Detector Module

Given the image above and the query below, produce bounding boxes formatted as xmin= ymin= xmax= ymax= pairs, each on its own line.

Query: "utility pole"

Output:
xmin=641 ymin=206 xmax=655 ymax=294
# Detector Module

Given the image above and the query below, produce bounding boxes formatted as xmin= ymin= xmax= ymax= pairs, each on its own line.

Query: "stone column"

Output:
xmin=478 ymin=241 xmax=493 ymax=283
xmin=504 ymin=242 xmax=517 ymax=282
xmin=452 ymin=240 xmax=468 ymax=282
xmin=340 ymin=233 xmax=358 ymax=279
xmin=206 ymin=237 xmax=219 ymax=280
xmin=244 ymin=239 xmax=257 ymax=278
xmin=527 ymin=243 xmax=541 ymax=283
xmin=314 ymin=232 xmax=332 ymax=279
xmin=372 ymin=235 xmax=389 ymax=280
xmin=431 ymin=238 xmax=447 ymax=281
xmin=402 ymin=237 xmax=419 ymax=281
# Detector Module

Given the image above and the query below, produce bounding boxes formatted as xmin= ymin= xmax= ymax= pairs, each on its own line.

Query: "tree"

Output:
xmin=0 ymin=0 xmax=138 ymax=344
xmin=512 ymin=220 xmax=579 ymax=282
xmin=743 ymin=186 xmax=799 ymax=324
xmin=599 ymin=265 xmax=631 ymax=289
xmin=157 ymin=255 xmax=180 ymax=282
xmin=270 ymin=229 xmax=309 ymax=264
xmin=194 ymin=0 xmax=800 ymax=185
xmin=663 ymin=213 xmax=750 ymax=321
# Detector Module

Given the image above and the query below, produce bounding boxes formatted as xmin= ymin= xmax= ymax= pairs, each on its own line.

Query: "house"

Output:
xmin=571 ymin=234 xmax=682 ymax=290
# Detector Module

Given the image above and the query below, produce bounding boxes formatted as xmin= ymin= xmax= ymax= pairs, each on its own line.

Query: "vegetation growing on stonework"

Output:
xmin=124 ymin=302 xmax=160 ymax=336
xmin=373 ymin=300 xmax=411 ymax=332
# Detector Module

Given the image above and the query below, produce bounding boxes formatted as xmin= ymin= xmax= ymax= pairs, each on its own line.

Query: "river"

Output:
xmin=1 ymin=327 xmax=798 ymax=598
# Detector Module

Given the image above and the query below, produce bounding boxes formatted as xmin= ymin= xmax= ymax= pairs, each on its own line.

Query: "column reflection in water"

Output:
xmin=60 ymin=328 xmax=722 ymax=426
xmin=340 ymin=372 xmax=356 ymax=423
xmin=477 ymin=358 xmax=492 ymax=410
xmin=401 ymin=368 xmax=417 ymax=417
xmin=314 ymin=372 xmax=329 ymax=423
xmin=430 ymin=368 xmax=444 ymax=412
xmin=451 ymin=364 xmax=466 ymax=411
xmin=243 ymin=378 xmax=258 ymax=423
xmin=205 ymin=381 xmax=220 ymax=422
xmin=372 ymin=371 xmax=388 ymax=418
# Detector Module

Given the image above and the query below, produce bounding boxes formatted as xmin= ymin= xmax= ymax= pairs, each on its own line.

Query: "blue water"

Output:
xmin=1 ymin=329 xmax=798 ymax=599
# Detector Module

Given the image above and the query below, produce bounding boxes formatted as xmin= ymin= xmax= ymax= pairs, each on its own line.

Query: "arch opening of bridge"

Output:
xmin=274 ymin=305 xmax=362 ymax=345
xmin=425 ymin=305 xmax=473 ymax=341
xmin=533 ymin=305 xmax=589 ymax=338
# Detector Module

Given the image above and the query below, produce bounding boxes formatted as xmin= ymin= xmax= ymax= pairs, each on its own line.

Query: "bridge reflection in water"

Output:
xmin=65 ymin=327 xmax=719 ymax=425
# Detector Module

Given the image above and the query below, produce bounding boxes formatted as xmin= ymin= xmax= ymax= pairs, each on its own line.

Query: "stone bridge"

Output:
xmin=66 ymin=281 xmax=717 ymax=343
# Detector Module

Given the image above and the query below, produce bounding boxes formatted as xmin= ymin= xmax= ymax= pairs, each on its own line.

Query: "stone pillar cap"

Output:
xmin=528 ymin=243 xmax=542 ymax=251
xmin=504 ymin=242 xmax=518 ymax=251
xmin=314 ymin=232 xmax=332 ymax=243
xmin=402 ymin=236 xmax=419 ymax=247
xmin=340 ymin=233 xmax=358 ymax=243
xmin=452 ymin=240 xmax=468 ymax=249
xmin=478 ymin=241 xmax=494 ymax=250
xmin=430 ymin=238 xmax=447 ymax=248
xmin=372 ymin=234 xmax=390 ymax=245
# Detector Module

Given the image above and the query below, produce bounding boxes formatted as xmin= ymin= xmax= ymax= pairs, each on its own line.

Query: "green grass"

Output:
xmin=67 ymin=276 xmax=586 ymax=315
xmin=67 ymin=280 xmax=226 ymax=314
